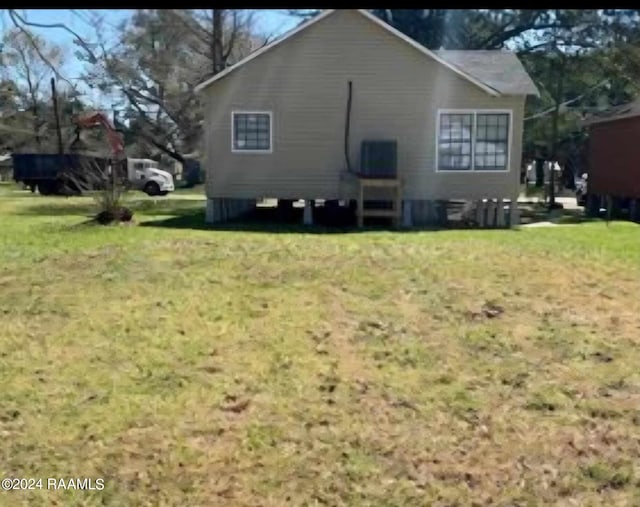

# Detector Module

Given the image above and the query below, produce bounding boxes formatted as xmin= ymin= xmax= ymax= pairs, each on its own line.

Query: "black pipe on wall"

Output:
xmin=345 ymin=80 xmax=353 ymax=173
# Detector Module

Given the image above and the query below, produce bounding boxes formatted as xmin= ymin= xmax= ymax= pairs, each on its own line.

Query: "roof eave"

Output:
xmin=583 ymin=112 xmax=640 ymax=127
xmin=528 ymin=86 xmax=541 ymax=98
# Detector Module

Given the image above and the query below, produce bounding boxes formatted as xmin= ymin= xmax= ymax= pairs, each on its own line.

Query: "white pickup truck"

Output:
xmin=126 ymin=158 xmax=175 ymax=196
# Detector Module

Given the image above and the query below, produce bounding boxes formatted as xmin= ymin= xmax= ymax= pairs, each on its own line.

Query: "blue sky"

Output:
xmin=1 ymin=9 xmax=299 ymax=105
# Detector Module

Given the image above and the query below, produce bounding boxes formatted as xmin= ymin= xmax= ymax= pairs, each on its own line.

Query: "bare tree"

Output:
xmin=0 ymin=28 xmax=64 ymax=146
xmin=61 ymin=156 xmax=132 ymax=224
xmin=4 ymin=9 xmax=273 ymax=163
xmin=82 ymin=10 xmax=260 ymax=162
xmin=168 ymin=10 xmax=260 ymax=78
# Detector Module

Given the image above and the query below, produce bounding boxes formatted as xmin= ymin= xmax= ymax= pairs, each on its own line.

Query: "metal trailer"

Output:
xmin=12 ymin=153 xmax=119 ymax=195
xmin=584 ymin=107 xmax=640 ymax=221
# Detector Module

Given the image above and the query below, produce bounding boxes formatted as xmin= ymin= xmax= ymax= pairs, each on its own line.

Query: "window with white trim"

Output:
xmin=437 ymin=111 xmax=510 ymax=171
xmin=232 ymin=112 xmax=271 ymax=152
xmin=438 ymin=113 xmax=473 ymax=170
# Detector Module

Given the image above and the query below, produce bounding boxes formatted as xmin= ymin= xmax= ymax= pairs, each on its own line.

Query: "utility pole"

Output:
xmin=548 ymin=68 xmax=560 ymax=209
xmin=548 ymin=11 xmax=565 ymax=210
xmin=50 ymin=77 xmax=64 ymax=156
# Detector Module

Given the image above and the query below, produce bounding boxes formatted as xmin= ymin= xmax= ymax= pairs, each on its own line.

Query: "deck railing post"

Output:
xmin=509 ymin=199 xmax=520 ymax=227
xmin=303 ymin=199 xmax=314 ymax=225
xmin=496 ymin=198 xmax=505 ymax=227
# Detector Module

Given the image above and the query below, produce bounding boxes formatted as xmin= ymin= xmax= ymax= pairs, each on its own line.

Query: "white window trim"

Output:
xmin=435 ymin=109 xmax=512 ymax=173
xmin=231 ymin=110 xmax=273 ymax=154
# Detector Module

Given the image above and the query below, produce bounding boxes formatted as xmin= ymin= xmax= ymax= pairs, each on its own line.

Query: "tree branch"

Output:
xmin=8 ymin=10 xmax=99 ymax=65
xmin=7 ymin=11 xmax=75 ymax=89
xmin=477 ymin=15 xmax=576 ymax=49
xmin=223 ymin=10 xmax=239 ymax=61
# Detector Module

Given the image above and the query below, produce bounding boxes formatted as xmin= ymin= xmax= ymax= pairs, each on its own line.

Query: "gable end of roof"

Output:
xmin=195 ymin=9 xmax=505 ymax=96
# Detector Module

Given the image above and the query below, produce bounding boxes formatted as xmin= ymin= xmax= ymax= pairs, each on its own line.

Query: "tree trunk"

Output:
xmin=549 ymin=104 xmax=559 ymax=207
xmin=535 ymin=158 xmax=545 ymax=187
xmin=212 ymin=9 xmax=224 ymax=74
xmin=50 ymin=78 xmax=64 ymax=156
xmin=548 ymin=51 xmax=565 ymax=210
xmin=29 ymin=91 xmax=41 ymax=147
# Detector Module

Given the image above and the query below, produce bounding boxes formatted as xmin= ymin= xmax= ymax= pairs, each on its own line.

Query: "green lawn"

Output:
xmin=1 ymin=185 xmax=640 ymax=506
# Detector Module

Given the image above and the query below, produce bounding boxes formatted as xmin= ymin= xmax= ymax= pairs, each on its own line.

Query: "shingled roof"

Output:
xmin=434 ymin=50 xmax=539 ymax=97
xmin=581 ymin=99 xmax=640 ymax=126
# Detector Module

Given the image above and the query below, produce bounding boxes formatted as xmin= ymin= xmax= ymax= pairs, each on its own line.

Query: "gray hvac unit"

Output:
xmin=359 ymin=140 xmax=397 ymax=178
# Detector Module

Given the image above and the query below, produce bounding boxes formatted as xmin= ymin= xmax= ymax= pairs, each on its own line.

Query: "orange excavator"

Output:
xmin=72 ymin=112 xmax=125 ymax=159
xmin=71 ymin=111 xmax=175 ymax=196
xmin=70 ymin=111 xmax=130 ymax=187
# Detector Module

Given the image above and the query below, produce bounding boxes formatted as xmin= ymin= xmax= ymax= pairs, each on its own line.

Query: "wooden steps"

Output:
xmin=357 ymin=177 xmax=402 ymax=227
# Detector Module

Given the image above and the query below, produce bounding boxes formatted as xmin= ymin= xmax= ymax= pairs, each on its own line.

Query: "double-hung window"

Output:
xmin=437 ymin=113 xmax=473 ymax=170
xmin=437 ymin=110 xmax=511 ymax=171
xmin=232 ymin=111 xmax=272 ymax=153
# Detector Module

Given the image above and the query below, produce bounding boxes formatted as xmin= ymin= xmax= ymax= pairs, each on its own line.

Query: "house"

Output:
xmin=195 ymin=9 xmax=539 ymax=227
xmin=582 ymin=99 xmax=640 ymax=220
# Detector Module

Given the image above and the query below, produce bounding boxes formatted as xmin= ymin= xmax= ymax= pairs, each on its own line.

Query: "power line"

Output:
xmin=524 ymin=79 xmax=610 ymax=121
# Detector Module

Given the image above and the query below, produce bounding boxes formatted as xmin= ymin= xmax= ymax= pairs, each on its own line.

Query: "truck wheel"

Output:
xmin=38 ymin=181 xmax=53 ymax=195
xmin=54 ymin=180 xmax=67 ymax=196
xmin=144 ymin=181 xmax=160 ymax=196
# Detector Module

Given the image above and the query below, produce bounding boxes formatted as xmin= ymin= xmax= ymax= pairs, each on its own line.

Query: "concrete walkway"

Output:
xmin=518 ymin=195 xmax=581 ymax=210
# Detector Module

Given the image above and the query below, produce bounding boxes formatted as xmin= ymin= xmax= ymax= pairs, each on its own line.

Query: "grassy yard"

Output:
xmin=1 ymin=184 xmax=640 ymax=506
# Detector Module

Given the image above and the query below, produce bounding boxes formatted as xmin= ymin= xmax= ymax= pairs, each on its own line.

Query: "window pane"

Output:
xmin=233 ymin=113 xmax=271 ymax=151
xmin=486 ymin=125 xmax=499 ymax=140
xmin=439 ymin=113 xmax=472 ymax=170
xmin=476 ymin=146 xmax=508 ymax=169
xmin=475 ymin=114 xmax=508 ymax=169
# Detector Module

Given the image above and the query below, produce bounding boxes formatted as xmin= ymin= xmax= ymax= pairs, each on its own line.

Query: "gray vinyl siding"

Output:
xmin=203 ymin=9 xmax=525 ymax=201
